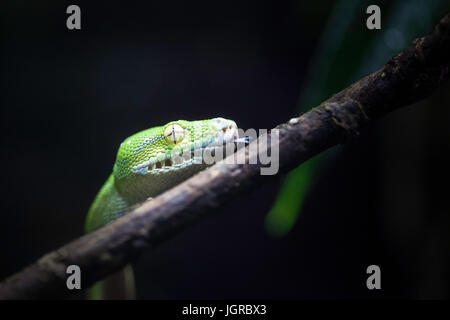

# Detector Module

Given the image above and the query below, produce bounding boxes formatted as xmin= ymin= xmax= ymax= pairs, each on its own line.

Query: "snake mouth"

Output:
xmin=146 ymin=136 xmax=250 ymax=172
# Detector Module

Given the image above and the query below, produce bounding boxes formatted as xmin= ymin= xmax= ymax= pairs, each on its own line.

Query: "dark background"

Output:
xmin=1 ymin=0 xmax=449 ymax=299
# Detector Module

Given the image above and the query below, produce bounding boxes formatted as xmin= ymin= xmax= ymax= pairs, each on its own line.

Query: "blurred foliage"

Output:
xmin=265 ymin=0 xmax=445 ymax=237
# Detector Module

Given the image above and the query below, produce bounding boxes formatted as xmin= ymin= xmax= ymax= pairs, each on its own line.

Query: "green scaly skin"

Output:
xmin=84 ymin=118 xmax=239 ymax=299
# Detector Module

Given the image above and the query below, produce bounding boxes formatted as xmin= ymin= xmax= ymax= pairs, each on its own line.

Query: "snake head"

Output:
xmin=113 ymin=118 xmax=239 ymax=180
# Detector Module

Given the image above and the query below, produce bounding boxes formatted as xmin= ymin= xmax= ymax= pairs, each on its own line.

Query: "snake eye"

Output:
xmin=164 ymin=124 xmax=185 ymax=145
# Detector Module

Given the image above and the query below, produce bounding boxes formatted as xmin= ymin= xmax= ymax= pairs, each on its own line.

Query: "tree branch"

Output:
xmin=1 ymin=13 xmax=449 ymax=300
